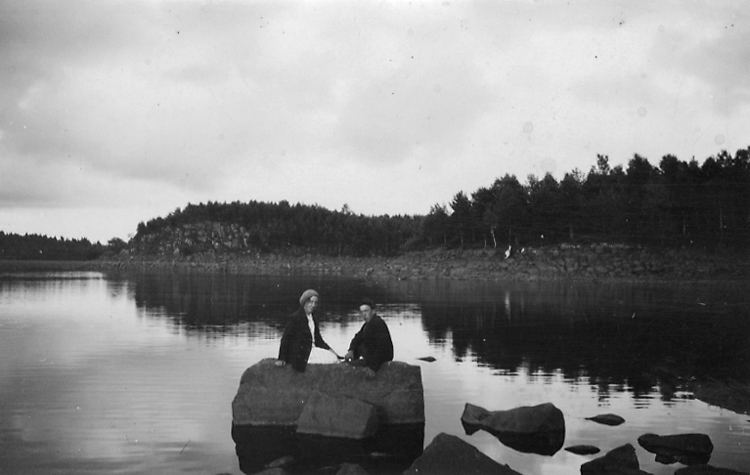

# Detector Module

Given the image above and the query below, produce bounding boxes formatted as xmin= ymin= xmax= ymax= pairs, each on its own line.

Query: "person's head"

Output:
xmin=300 ymin=289 xmax=319 ymax=314
xmin=359 ymin=298 xmax=375 ymax=323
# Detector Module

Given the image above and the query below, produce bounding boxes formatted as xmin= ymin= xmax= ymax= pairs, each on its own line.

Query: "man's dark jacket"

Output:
xmin=278 ymin=307 xmax=331 ymax=372
xmin=348 ymin=313 xmax=394 ymax=371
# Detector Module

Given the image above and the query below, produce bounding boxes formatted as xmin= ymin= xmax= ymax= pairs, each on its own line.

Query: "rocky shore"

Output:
xmin=55 ymin=242 xmax=750 ymax=283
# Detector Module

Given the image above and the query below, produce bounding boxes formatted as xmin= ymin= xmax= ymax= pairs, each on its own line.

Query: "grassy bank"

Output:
xmin=4 ymin=243 xmax=748 ymax=283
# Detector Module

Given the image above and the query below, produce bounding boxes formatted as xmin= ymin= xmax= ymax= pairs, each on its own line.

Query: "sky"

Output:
xmin=1 ymin=0 xmax=748 ymax=244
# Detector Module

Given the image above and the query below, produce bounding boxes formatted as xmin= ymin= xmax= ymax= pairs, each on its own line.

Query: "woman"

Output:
xmin=275 ymin=289 xmax=340 ymax=371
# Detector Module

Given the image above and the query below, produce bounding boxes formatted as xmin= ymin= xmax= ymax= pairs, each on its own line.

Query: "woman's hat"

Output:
xmin=300 ymin=289 xmax=319 ymax=305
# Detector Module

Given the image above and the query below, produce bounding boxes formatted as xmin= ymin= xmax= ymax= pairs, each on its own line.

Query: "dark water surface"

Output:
xmin=0 ymin=270 xmax=748 ymax=474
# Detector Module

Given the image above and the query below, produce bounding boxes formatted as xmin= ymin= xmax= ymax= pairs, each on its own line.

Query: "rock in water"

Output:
xmin=232 ymin=358 xmax=424 ymax=427
xmin=461 ymin=402 xmax=565 ymax=434
xmin=460 ymin=402 xmax=566 ymax=456
xmin=565 ymin=445 xmax=600 ymax=455
xmin=637 ymin=433 xmax=713 ymax=465
xmin=581 ymin=444 xmax=653 ymax=475
xmin=585 ymin=413 xmax=625 ymax=426
xmin=403 ymin=433 xmax=523 ymax=475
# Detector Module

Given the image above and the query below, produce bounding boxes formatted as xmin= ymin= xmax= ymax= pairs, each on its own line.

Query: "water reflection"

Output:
xmin=404 ymin=280 xmax=750 ymax=391
xmin=3 ymin=271 xmax=747 ymax=475
xmin=232 ymin=424 xmax=424 ymax=474
xmin=128 ymin=272 xmax=391 ymax=334
xmin=130 ymin=273 xmax=750 ymax=408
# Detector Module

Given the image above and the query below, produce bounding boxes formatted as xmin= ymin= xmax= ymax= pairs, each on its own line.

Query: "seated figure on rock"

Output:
xmin=344 ymin=298 xmax=394 ymax=376
xmin=276 ymin=289 xmax=340 ymax=372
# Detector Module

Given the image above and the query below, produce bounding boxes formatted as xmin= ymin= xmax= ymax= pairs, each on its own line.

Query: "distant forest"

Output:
xmin=0 ymin=232 xmax=109 ymax=260
xmin=133 ymin=148 xmax=750 ymax=256
xmin=2 ymin=148 xmax=747 ymax=260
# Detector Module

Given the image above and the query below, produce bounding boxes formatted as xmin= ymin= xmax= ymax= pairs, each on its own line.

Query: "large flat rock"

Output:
xmin=296 ymin=391 xmax=378 ymax=439
xmin=232 ymin=358 xmax=424 ymax=426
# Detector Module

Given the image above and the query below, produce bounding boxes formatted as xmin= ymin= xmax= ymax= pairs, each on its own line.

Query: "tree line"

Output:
xmin=134 ymin=147 xmax=749 ymax=256
xmin=424 ymin=148 xmax=750 ymax=251
xmin=0 ymin=232 xmax=107 ymax=260
xmin=4 ymin=147 xmax=746 ymax=260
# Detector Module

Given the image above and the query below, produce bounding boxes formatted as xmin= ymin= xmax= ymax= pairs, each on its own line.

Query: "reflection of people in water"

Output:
xmin=276 ymin=289 xmax=340 ymax=371
xmin=344 ymin=298 xmax=394 ymax=374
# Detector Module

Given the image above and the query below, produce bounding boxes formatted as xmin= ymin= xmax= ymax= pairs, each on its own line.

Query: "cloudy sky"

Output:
xmin=1 ymin=0 xmax=748 ymax=243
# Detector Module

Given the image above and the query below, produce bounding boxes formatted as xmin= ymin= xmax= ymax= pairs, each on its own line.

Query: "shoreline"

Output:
xmin=2 ymin=243 xmax=748 ymax=284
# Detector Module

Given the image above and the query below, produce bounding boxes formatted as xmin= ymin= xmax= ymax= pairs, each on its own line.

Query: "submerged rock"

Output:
xmin=565 ymin=445 xmax=601 ymax=455
xmin=403 ymin=432 xmax=523 ymax=475
xmin=637 ymin=433 xmax=713 ymax=465
xmin=585 ymin=413 xmax=625 ymax=426
xmin=461 ymin=402 xmax=566 ymax=456
xmin=580 ymin=443 xmax=653 ymax=475
xmin=232 ymin=358 xmax=424 ymax=427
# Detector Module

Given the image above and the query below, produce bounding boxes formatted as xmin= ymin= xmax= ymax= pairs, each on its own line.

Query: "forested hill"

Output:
xmin=131 ymin=148 xmax=750 ymax=257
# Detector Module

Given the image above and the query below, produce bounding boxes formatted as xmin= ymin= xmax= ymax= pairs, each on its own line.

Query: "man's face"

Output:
xmin=359 ymin=304 xmax=374 ymax=323
xmin=304 ymin=296 xmax=318 ymax=314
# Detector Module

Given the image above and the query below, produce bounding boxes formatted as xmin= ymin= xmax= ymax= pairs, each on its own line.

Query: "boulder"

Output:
xmin=637 ymin=433 xmax=713 ymax=465
xmin=232 ymin=359 xmax=424 ymax=427
xmin=461 ymin=402 xmax=565 ymax=435
xmin=675 ymin=465 xmax=749 ymax=475
xmin=403 ymin=432 xmax=523 ymax=475
xmin=461 ymin=402 xmax=565 ymax=455
xmin=585 ymin=414 xmax=625 ymax=426
xmin=296 ymin=391 xmax=378 ymax=439
xmin=580 ymin=444 xmax=653 ymax=475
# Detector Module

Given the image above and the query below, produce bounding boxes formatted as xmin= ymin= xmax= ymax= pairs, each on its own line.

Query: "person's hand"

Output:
xmin=275 ymin=360 xmax=286 ymax=367
xmin=344 ymin=350 xmax=354 ymax=361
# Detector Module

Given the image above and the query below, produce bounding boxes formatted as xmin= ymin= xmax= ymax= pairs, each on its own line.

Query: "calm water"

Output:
xmin=0 ymin=270 xmax=748 ymax=475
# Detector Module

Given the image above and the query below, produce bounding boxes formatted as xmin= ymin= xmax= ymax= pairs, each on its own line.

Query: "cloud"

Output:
xmin=0 ymin=0 xmax=749 ymax=241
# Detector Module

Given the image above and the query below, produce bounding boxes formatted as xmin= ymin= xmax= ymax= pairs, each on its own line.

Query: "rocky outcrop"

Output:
xmin=403 ymin=432 xmax=523 ymax=475
xmin=232 ymin=359 xmax=424 ymax=428
xmin=637 ymin=433 xmax=713 ymax=465
xmin=461 ymin=402 xmax=565 ymax=455
xmin=580 ymin=444 xmax=653 ymax=475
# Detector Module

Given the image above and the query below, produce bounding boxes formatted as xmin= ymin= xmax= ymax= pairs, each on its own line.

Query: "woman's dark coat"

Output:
xmin=348 ymin=313 xmax=394 ymax=371
xmin=278 ymin=306 xmax=331 ymax=372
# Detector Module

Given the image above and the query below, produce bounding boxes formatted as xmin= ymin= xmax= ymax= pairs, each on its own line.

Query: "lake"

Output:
xmin=0 ymin=270 xmax=748 ymax=475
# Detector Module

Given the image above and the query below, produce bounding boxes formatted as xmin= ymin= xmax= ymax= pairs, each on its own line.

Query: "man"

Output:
xmin=344 ymin=298 xmax=394 ymax=373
